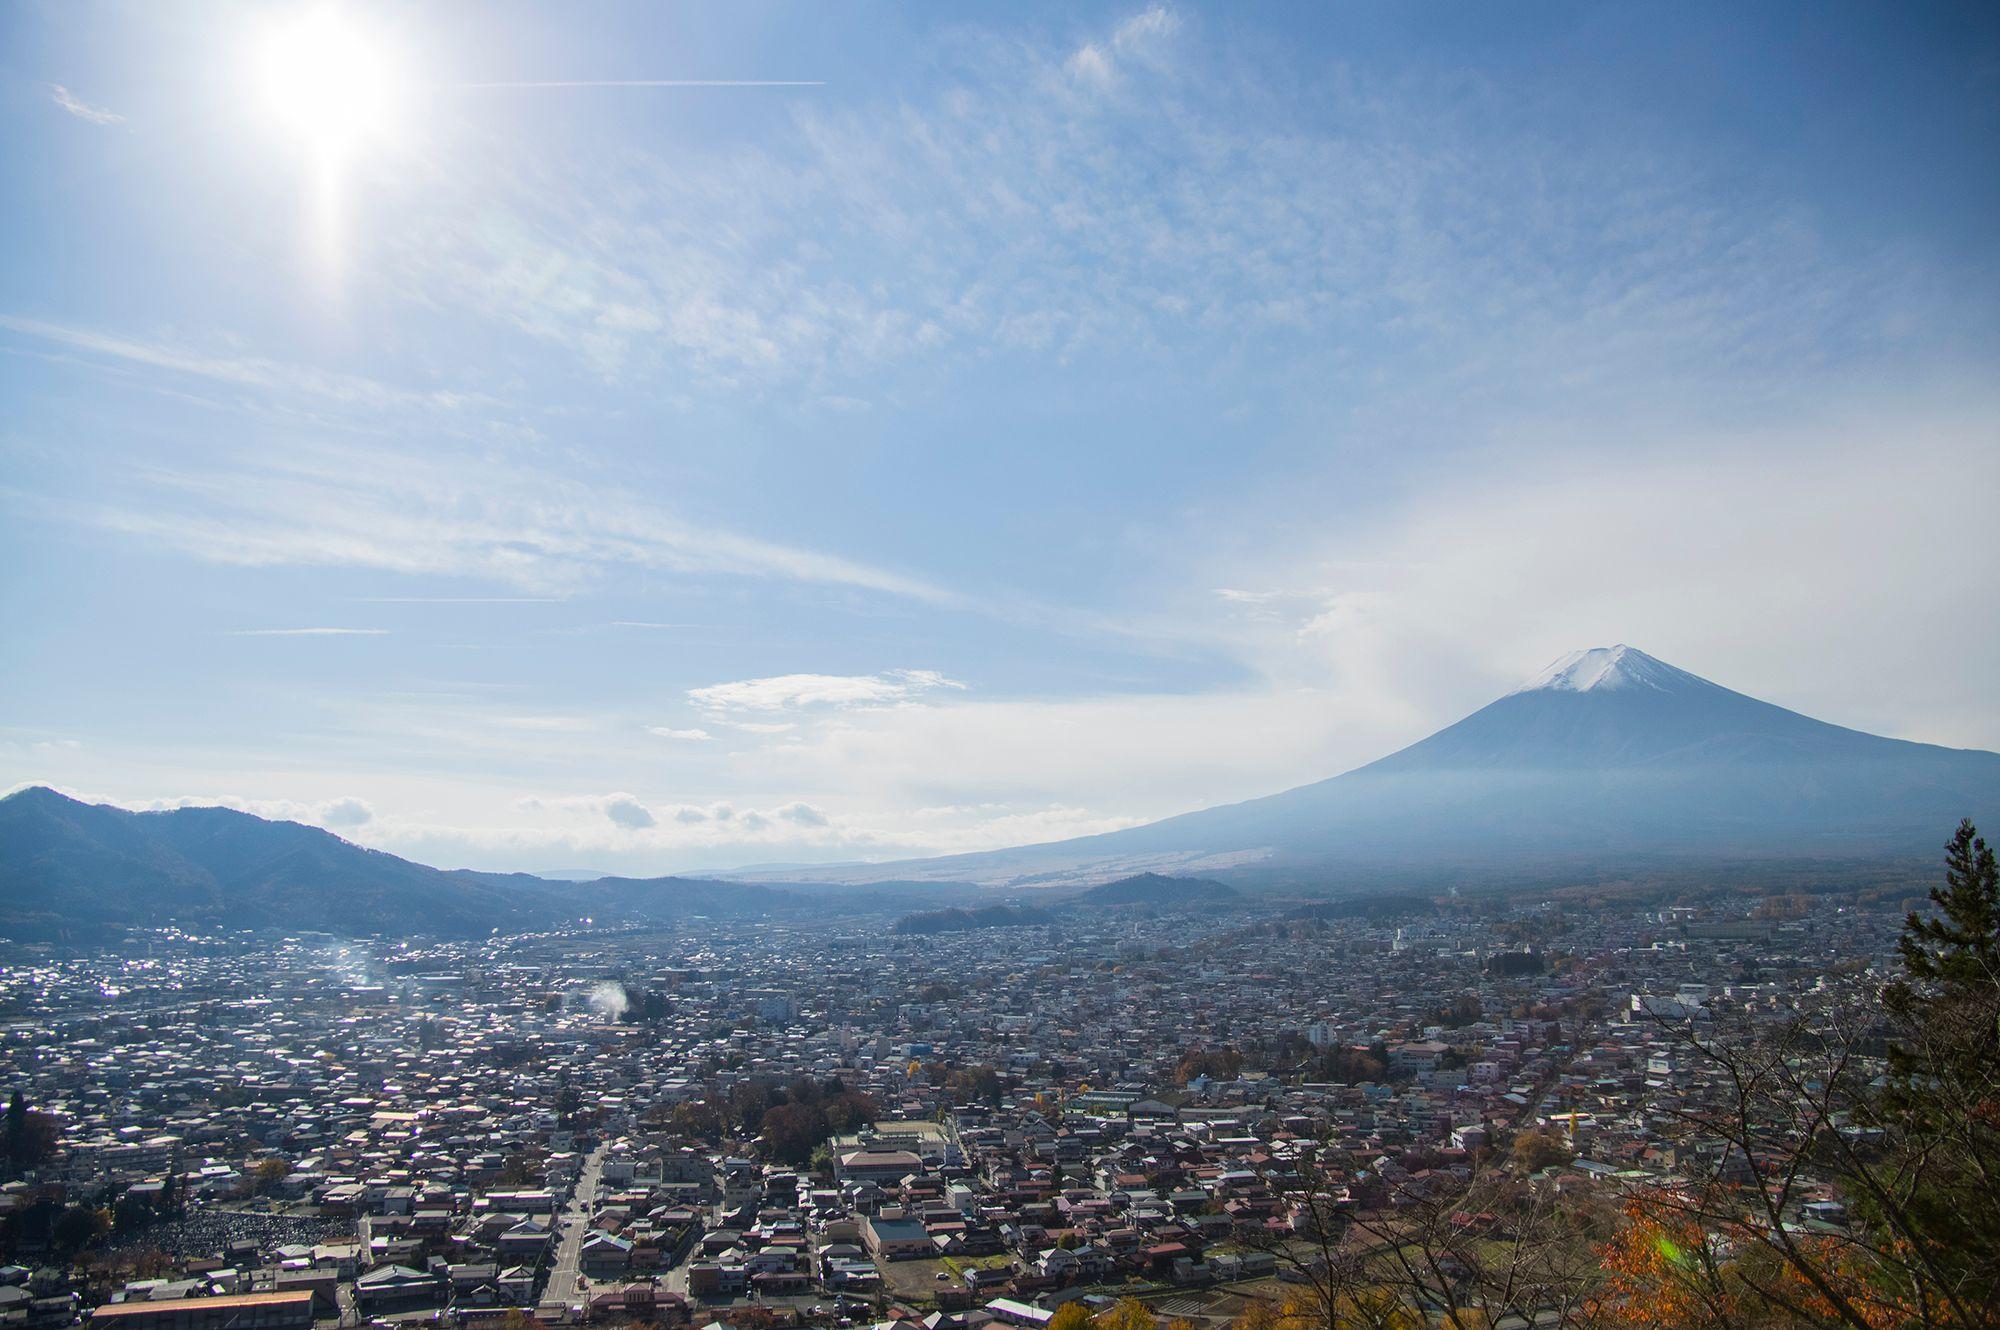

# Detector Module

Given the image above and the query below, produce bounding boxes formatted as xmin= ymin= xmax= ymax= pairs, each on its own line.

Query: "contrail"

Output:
xmin=450 ymin=80 xmax=824 ymax=89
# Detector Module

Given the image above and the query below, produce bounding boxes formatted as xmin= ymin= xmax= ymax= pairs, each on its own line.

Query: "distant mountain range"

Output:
xmin=5 ymin=645 xmax=1996 ymax=938
xmin=0 ymin=787 xmax=952 ymax=942
xmin=744 ymin=646 xmax=2000 ymax=889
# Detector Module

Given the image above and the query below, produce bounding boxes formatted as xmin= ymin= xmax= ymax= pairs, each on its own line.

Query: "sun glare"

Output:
xmin=256 ymin=5 xmax=400 ymax=159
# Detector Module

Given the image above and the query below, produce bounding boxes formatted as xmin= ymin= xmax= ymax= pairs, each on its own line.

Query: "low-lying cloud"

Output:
xmin=689 ymin=668 xmax=966 ymax=713
xmin=600 ymin=793 xmax=655 ymax=829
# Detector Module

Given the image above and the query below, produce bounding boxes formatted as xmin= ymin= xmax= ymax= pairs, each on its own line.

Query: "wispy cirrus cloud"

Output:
xmin=453 ymin=79 xmax=824 ymax=90
xmin=355 ymin=596 xmax=564 ymax=604
xmin=229 ymin=627 xmax=389 ymax=637
xmin=0 ymin=316 xmax=485 ymax=414
xmin=1065 ymin=4 xmax=1180 ymax=89
xmin=0 ymin=734 xmax=83 ymax=761
xmin=373 ymin=2 xmax=1926 ymax=410
xmin=68 ymin=438 xmax=951 ymax=602
xmin=50 ymin=85 xmax=123 ymax=125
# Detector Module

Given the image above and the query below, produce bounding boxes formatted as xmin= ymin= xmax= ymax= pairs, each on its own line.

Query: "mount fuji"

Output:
xmin=5 ymin=647 xmax=1997 ymax=933
xmin=774 ymin=645 xmax=2000 ymax=889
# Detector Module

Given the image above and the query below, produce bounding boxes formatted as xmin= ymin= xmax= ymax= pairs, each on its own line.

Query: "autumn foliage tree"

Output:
xmin=1175 ymin=1047 xmax=1243 ymax=1084
xmin=1509 ymin=1129 xmax=1574 ymax=1176
xmin=1241 ymin=1136 xmax=1603 ymax=1330
xmin=252 ymin=1155 xmax=292 ymax=1193
xmin=1603 ymin=821 xmax=2000 ymax=1329
xmin=1092 ymin=1298 xmax=1160 ymax=1330
xmin=1587 ymin=1203 xmax=1737 ymax=1328
xmin=759 ymin=1103 xmax=825 ymax=1166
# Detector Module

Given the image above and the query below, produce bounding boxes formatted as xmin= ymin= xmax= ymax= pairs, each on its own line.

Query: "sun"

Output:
xmin=255 ymin=5 xmax=401 ymax=159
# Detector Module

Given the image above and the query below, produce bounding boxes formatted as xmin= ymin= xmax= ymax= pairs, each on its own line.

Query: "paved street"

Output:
xmin=540 ymin=1140 xmax=608 ymax=1315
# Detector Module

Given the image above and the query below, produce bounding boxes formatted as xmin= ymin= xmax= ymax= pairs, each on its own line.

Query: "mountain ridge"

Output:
xmin=0 ymin=786 xmax=975 ymax=942
xmin=729 ymin=646 xmax=2000 ymax=887
xmin=6 ymin=646 xmax=1997 ymax=927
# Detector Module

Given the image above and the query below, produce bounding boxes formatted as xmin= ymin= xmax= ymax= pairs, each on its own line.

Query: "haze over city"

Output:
xmin=6 ymin=8 xmax=2000 ymax=1330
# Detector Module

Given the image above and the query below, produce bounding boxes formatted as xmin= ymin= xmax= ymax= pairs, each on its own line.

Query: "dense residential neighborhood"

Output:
xmin=0 ymin=890 xmax=1910 ymax=1330
xmin=5 ymin=0 xmax=1997 ymax=1322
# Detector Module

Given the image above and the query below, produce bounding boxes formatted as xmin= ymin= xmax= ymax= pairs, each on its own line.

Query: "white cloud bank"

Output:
xmin=11 ymin=405 xmax=1989 ymax=877
xmin=621 ymin=406 xmax=2000 ymax=861
xmin=107 ymin=792 xmax=379 ymax=832
xmin=688 ymin=669 xmax=966 ymax=714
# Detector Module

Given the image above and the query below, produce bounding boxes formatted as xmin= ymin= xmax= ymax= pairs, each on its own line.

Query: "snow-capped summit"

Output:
xmin=1514 ymin=644 xmax=1703 ymax=695
xmin=726 ymin=642 xmax=2000 ymax=888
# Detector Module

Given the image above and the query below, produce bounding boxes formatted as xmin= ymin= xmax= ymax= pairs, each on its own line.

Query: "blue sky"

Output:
xmin=3 ymin=1 xmax=1997 ymax=873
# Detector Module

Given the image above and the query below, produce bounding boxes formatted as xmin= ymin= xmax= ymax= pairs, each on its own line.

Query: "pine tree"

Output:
xmin=1864 ymin=819 xmax=2000 ymax=1320
xmin=1895 ymin=818 xmax=2000 ymax=999
xmin=1883 ymin=819 xmax=2000 ymax=1105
